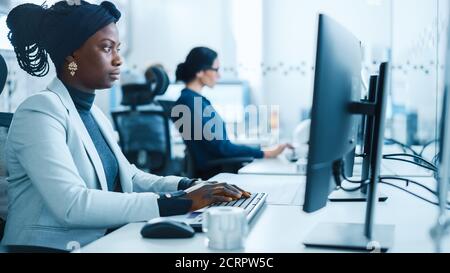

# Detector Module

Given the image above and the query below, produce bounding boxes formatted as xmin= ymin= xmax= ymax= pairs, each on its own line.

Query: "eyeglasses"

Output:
xmin=206 ymin=67 xmax=220 ymax=72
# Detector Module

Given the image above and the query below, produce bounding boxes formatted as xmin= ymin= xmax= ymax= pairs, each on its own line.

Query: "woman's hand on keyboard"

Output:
xmin=185 ymin=182 xmax=249 ymax=211
xmin=230 ymin=184 xmax=251 ymax=198
xmin=263 ymin=143 xmax=294 ymax=158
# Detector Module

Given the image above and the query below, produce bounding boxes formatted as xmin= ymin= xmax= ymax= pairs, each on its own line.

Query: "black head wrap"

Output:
xmin=6 ymin=1 xmax=121 ymax=77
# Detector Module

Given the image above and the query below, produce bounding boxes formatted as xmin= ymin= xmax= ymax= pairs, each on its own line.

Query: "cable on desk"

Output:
xmin=432 ymin=153 xmax=440 ymax=166
xmin=419 ymin=139 xmax=437 ymax=157
xmin=383 ymin=153 xmax=437 ymax=170
xmin=341 ymin=164 xmax=369 ymax=184
xmin=378 ymin=180 xmax=450 ymax=210
xmin=333 ymin=160 xmax=370 ymax=192
xmin=382 ymin=156 xmax=437 ymax=172
xmin=379 ymin=176 xmax=437 ymax=196
xmin=335 ymin=156 xmax=448 ymax=208
xmin=384 ymin=138 xmax=420 ymax=156
xmin=336 ymin=183 xmax=368 ymax=192
xmin=334 ymin=159 xmax=438 ymax=197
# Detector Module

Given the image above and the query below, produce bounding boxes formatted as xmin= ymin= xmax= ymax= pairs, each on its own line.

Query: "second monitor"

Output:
xmin=302 ymin=14 xmax=395 ymax=251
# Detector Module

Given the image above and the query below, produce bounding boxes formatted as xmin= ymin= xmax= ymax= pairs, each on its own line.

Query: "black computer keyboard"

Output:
xmin=208 ymin=192 xmax=266 ymax=211
xmin=190 ymin=193 xmax=267 ymax=229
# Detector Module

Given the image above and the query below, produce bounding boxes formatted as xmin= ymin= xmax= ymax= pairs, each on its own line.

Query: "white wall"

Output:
xmin=261 ymin=0 xmax=392 ymax=138
xmin=390 ymin=0 xmax=444 ymax=143
xmin=125 ymin=0 xmax=238 ymax=81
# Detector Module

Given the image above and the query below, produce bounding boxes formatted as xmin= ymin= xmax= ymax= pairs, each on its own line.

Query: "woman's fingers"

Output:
xmin=210 ymin=182 xmax=250 ymax=197
xmin=210 ymin=185 xmax=241 ymax=199
xmin=223 ymin=184 xmax=243 ymax=197
xmin=285 ymin=143 xmax=295 ymax=149
xmin=207 ymin=183 xmax=251 ymax=199
xmin=212 ymin=195 xmax=233 ymax=203
xmin=231 ymin=184 xmax=251 ymax=198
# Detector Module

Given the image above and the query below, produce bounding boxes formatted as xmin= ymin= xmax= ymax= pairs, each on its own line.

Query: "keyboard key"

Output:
xmin=240 ymin=197 xmax=255 ymax=210
xmin=190 ymin=192 xmax=267 ymax=229
xmin=234 ymin=198 xmax=247 ymax=207
xmin=228 ymin=199 xmax=240 ymax=207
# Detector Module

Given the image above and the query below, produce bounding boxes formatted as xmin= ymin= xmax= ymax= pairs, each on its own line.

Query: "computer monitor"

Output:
xmin=328 ymin=75 xmax=388 ymax=202
xmin=432 ymin=27 xmax=450 ymax=252
xmin=302 ymin=14 xmax=394 ymax=251
xmin=303 ymin=14 xmax=362 ymax=213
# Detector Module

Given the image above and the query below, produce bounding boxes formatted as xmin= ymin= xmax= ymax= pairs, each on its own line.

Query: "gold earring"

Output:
xmin=68 ymin=61 xmax=78 ymax=76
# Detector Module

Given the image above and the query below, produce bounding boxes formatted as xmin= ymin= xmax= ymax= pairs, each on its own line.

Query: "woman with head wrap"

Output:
xmin=2 ymin=1 xmax=249 ymax=250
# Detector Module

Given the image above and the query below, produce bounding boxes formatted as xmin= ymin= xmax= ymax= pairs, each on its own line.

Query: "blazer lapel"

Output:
xmin=90 ymin=106 xmax=133 ymax=193
xmin=46 ymin=78 xmax=109 ymax=191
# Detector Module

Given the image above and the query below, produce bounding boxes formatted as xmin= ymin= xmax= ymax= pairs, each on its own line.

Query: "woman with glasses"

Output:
xmin=173 ymin=47 xmax=292 ymax=179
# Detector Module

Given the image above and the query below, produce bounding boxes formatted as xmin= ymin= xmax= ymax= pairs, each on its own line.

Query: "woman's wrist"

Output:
xmin=178 ymin=178 xmax=201 ymax=190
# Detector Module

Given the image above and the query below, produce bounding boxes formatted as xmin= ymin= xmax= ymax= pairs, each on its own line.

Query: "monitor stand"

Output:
xmin=303 ymin=223 xmax=395 ymax=252
xmin=328 ymin=189 xmax=388 ymax=202
xmin=304 ymin=62 xmax=395 ymax=252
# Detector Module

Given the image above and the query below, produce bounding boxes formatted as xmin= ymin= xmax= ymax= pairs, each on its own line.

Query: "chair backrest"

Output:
xmin=1 ymin=53 xmax=11 ymax=239
xmin=121 ymin=66 xmax=171 ymax=110
xmin=0 ymin=112 xmax=13 ymax=240
xmin=120 ymin=83 xmax=153 ymax=109
xmin=0 ymin=54 xmax=6 ymax=96
xmin=112 ymin=110 xmax=171 ymax=175
xmin=145 ymin=65 xmax=170 ymax=97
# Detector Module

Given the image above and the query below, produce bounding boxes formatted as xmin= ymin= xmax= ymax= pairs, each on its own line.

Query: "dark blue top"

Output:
xmin=174 ymin=88 xmax=264 ymax=170
xmin=65 ymin=83 xmax=193 ymax=216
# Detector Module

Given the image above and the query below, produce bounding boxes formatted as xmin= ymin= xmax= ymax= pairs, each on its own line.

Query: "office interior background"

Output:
xmin=0 ymin=0 xmax=448 ymax=147
xmin=1 ymin=0 xmax=450 ymax=254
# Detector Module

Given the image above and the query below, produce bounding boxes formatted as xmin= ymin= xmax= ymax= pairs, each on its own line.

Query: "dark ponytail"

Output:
xmin=7 ymin=3 xmax=49 ymax=77
xmin=175 ymin=62 xmax=187 ymax=83
xmin=175 ymin=47 xmax=218 ymax=84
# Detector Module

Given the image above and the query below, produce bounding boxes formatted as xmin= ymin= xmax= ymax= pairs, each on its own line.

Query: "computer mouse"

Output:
xmin=285 ymin=149 xmax=299 ymax=162
xmin=140 ymin=218 xmax=195 ymax=239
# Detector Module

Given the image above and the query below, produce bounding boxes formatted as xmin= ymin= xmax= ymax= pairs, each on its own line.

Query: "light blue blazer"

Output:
xmin=1 ymin=78 xmax=185 ymax=250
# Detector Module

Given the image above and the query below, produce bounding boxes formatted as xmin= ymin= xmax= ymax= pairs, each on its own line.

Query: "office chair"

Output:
xmin=112 ymin=66 xmax=182 ymax=176
xmin=158 ymin=99 xmax=254 ymax=180
xmin=112 ymin=109 xmax=173 ymax=175
xmin=0 ymin=54 xmax=67 ymax=253
xmin=145 ymin=64 xmax=170 ymax=98
xmin=183 ymin=145 xmax=254 ymax=180
xmin=0 ymin=54 xmax=10 ymax=241
xmin=0 ymin=113 xmax=12 ymax=242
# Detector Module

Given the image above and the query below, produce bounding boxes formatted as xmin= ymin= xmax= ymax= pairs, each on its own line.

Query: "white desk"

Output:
xmin=380 ymin=159 xmax=434 ymax=177
xmin=239 ymin=157 xmax=307 ymax=176
xmin=80 ymin=174 xmax=449 ymax=253
xmin=212 ymin=173 xmax=304 ymax=206
xmin=239 ymin=144 xmax=434 ymax=178
xmin=238 ymin=157 xmax=394 ymax=177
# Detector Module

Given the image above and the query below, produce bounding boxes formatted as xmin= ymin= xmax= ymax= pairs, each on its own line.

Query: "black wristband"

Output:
xmin=157 ymin=190 xmax=187 ymax=200
xmin=156 ymin=191 xmax=192 ymax=217
xmin=178 ymin=178 xmax=199 ymax=190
